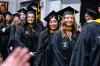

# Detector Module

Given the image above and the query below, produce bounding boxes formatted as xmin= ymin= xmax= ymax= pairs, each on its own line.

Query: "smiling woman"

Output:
xmin=51 ymin=6 xmax=80 ymax=66
xmin=0 ymin=1 xmax=8 ymax=14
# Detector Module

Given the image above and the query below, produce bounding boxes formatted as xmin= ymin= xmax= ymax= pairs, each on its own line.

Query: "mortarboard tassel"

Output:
xmin=36 ymin=9 xmax=38 ymax=22
xmin=58 ymin=15 xmax=60 ymax=21
xmin=38 ymin=4 xmax=40 ymax=13
xmin=74 ymin=10 xmax=77 ymax=28
xmin=74 ymin=10 xmax=76 ymax=19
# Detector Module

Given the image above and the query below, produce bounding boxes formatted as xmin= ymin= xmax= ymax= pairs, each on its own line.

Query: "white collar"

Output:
xmin=87 ymin=20 xmax=95 ymax=23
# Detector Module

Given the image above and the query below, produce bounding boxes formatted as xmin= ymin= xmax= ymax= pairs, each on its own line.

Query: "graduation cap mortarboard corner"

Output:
xmin=85 ymin=9 xmax=97 ymax=19
xmin=57 ymin=6 xmax=78 ymax=16
xmin=17 ymin=8 xmax=27 ymax=14
xmin=44 ymin=10 xmax=59 ymax=22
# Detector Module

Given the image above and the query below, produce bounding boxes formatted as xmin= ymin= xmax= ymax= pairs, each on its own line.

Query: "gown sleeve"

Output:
xmin=34 ymin=31 xmax=44 ymax=65
xmin=51 ymin=31 xmax=66 ymax=66
xmin=69 ymin=25 xmax=92 ymax=66
xmin=14 ymin=26 xmax=25 ymax=47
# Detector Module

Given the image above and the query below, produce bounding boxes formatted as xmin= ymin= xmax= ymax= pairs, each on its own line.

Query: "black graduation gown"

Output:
xmin=35 ymin=28 xmax=53 ymax=66
xmin=51 ymin=30 xmax=79 ymax=66
xmin=15 ymin=24 xmax=38 ymax=66
xmin=69 ymin=22 xmax=100 ymax=66
xmin=7 ymin=24 xmax=16 ymax=54
xmin=36 ymin=20 xmax=45 ymax=32
xmin=83 ymin=22 xmax=88 ymax=26
xmin=0 ymin=23 xmax=2 ymax=45
xmin=15 ymin=25 xmax=38 ymax=52
xmin=0 ymin=23 xmax=3 ymax=53
xmin=21 ymin=20 xmax=27 ymax=26
xmin=0 ymin=23 xmax=11 ymax=59
xmin=14 ymin=25 xmax=25 ymax=47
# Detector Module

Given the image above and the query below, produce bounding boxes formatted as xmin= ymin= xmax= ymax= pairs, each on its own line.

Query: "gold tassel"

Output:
xmin=36 ymin=4 xmax=40 ymax=22
xmin=38 ymin=4 xmax=40 ymax=13
xmin=36 ymin=9 xmax=38 ymax=22
xmin=74 ymin=10 xmax=77 ymax=28
xmin=74 ymin=10 xmax=76 ymax=19
xmin=58 ymin=15 xmax=60 ymax=21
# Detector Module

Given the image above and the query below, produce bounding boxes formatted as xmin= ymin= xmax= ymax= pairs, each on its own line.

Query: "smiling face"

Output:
xmin=63 ymin=14 xmax=75 ymax=27
xmin=27 ymin=13 xmax=35 ymax=23
xmin=49 ymin=17 xmax=58 ymax=30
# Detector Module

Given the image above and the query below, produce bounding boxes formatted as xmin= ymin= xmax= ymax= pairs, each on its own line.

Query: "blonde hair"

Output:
xmin=60 ymin=17 xmax=77 ymax=37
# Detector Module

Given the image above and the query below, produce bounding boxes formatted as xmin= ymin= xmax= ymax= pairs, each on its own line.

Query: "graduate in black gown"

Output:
xmin=0 ymin=11 xmax=12 ymax=60
xmin=35 ymin=10 xmax=61 ymax=66
xmin=17 ymin=8 xmax=27 ymax=26
xmin=84 ymin=9 xmax=97 ymax=26
xmin=69 ymin=17 xmax=100 ymax=66
xmin=0 ymin=11 xmax=4 ymax=50
xmin=51 ymin=6 xmax=79 ymax=66
xmin=7 ymin=13 xmax=21 ymax=54
xmin=0 ymin=11 xmax=4 ymax=61
xmin=15 ymin=7 xmax=39 ymax=66
xmin=27 ymin=1 xmax=45 ymax=32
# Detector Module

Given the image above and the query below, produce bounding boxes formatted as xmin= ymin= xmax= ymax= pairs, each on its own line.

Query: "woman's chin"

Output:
xmin=28 ymin=22 xmax=33 ymax=23
xmin=50 ymin=28 xmax=57 ymax=30
xmin=66 ymin=24 xmax=73 ymax=27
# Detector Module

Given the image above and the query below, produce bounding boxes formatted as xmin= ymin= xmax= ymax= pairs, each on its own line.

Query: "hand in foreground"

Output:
xmin=0 ymin=47 xmax=33 ymax=66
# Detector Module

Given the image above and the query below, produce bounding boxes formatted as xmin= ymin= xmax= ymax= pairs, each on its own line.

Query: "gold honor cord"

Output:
xmin=88 ymin=19 xmax=100 ymax=24
xmin=95 ymin=19 xmax=100 ymax=23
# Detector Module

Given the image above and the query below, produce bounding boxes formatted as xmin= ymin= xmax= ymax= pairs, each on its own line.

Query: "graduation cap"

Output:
xmin=3 ymin=11 xmax=12 ymax=17
xmin=57 ymin=6 xmax=78 ymax=17
xmin=44 ymin=10 xmax=60 ymax=22
xmin=13 ymin=13 xmax=20 ymax=18
xmin=27 ymin=7 xmax=36 ymax=15
xmin=17 ymin=8 xmax=27 ymax=14
xmin=85 ymin=9 xmax=97 ymax=19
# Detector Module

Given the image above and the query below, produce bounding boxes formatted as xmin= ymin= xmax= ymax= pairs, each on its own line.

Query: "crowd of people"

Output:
xmin=0 ymin=1 xmax=100 ymax=66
